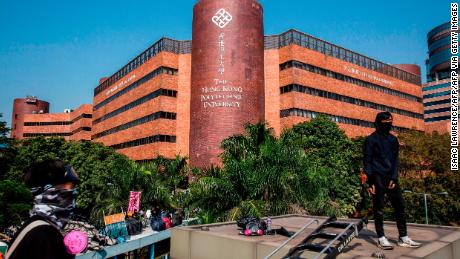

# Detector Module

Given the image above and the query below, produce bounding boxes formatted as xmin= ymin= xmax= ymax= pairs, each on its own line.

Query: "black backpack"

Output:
xmin=150 ymin=217 xmax=165 ymax=231
xmin=236 ymin=217 xmax=258 ymax=229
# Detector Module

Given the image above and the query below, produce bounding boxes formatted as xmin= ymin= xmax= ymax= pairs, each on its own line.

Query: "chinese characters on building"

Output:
xmin=200 ymin=30 xmax=243 ymax=109
xmin=343 ymin=65 xmax=393 ymax=86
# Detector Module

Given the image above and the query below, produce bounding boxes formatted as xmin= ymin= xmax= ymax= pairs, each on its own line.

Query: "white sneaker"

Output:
xmin=398 ymin=236 xmax=421 ymax=248
xmin=378 ymin=236 xmax=394 ymax=250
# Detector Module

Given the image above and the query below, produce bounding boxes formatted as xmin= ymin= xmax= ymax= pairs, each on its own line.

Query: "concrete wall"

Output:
xmin=170 ymin=227 xmax=291 ymax=259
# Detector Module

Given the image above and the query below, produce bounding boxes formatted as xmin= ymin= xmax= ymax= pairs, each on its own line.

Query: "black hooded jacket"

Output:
xmin=363 ymin=113 xmax=400 ymax=184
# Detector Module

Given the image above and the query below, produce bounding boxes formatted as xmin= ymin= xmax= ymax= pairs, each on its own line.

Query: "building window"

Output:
xmin=110 ymin=134 xmax=176 ymax=150
xmin=94 ymin=66 xmax=178 ymax=110
xmin=92 ymin=111 xmax=176 ymax=139
xmin=425 ymin=107 xmax=450 ymax=114
xmin=23 ymin=133 xmax=72 ymax=137
xmin=423 ymin=90 xmax=450 ymax=99
xmin=23 ymin=114 xmax=92 ymax=126
xmin=280 ymin=108 xmax=415 ymax=132
xmin=264 ymin=30 xmax=421 ymax=85
xmin=424 ymin=99 xmax=451 ymax=107
xmin=92 ymin=88 xmax=178 ymax=125
xmin=280 ymin=84 xmax=423 ymax=119
xmin=280 ymin=60 xmax=422 ymax=103
xmin=93 ymin=38 xmax=191 ymax=97
xmin=425 ymin=115 xmax=451 ymax=122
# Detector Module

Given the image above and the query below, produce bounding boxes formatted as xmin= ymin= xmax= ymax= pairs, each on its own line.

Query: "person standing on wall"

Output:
xmin=363 ymin=112 xmax=421 ymax=250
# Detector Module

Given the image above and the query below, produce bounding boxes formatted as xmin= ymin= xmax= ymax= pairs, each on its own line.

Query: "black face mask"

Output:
xmin=376 ymin=122 xmax=392 ymax=135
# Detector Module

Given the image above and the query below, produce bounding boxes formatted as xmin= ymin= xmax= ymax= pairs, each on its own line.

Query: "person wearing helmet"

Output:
xmin=6 ymin=159 xmax=80 ymax=259
xmin=363 ymin=112 xmax=421 ymax=250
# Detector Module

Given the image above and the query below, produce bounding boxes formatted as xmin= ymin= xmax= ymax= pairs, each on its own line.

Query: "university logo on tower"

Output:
xmin=212 ymin=8 xmax=232 ymax=28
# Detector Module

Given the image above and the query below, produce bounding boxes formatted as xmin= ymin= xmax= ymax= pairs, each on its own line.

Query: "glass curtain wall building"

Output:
xmin=423 ymin=22 xmax=457 ymax=133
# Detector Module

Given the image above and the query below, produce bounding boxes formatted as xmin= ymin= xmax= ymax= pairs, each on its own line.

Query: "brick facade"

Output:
xmin=88 ymin=30 xmax=423 ymax=164
xmin=189 ymin=0 xmax=265 ymax=167
xmin=11 ymin=97 xmax=49 ymax=139
xmin=21 ymin=104 xmax=92 ymax=141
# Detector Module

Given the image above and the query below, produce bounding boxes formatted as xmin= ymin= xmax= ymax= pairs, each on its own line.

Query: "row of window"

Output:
xmin=428 ymin=28 xmax=450 ymax=46
xmin=429 ymin=44 xmax=450 ymax=58
xmin=92 ymin=111 xmax=176 ymax=140
xmin=265 ymin=30 xmax=421 ymax=85
xmin=280 ymin=84 xmax=423 ymax=119
xmin=96 ymin=29 xmax=423 ymax=98
xmin=425 ymin=115 xmax=451 ymax=122
xmin=72 ymin=113 xmax=92 ymax=121
xmin=423 ymin=83 xmax=450 ymax=92
xmin=71 ymin=127 xmax=92 ymax=134
xmin=23 ymin=126 xmax=92 ymax=138
xmin=94 ymin=67 xmax=178 ymax=109
xmin=24 ymin=113 xmax=92 ymax=126
xmin=94 ymin=38 xmax=190 ymax=96
xmin=24 ymin=132 xmax=72 ymax=137
xmin=429 ymin=35 xmax=450 ymax=54
xmin=427 ymin=22 xmax=450 ymax=40
xmin=423 ymin=90 xmax=451 ymax=99
xmin=424 ymin=99 xmax=451 ymax=107
xmin=110 ymin=134 xmax=176 ymax=150
xmin=93 ymin=88 xmax=178 ymax=125
xmin=427 ymin=70 xmax=451 ymax=82
xmin=25 ymin=121 xmax=72 ymax=126
xmin=280 ymin=108 xmax=412 ymax=131
xmin=425 ymin=107 xmax=450 ymax=114
xmin=280 ymin=60 xmax=422 ymax=103
xmin=94 ymin=28 xmax=423 ymax=97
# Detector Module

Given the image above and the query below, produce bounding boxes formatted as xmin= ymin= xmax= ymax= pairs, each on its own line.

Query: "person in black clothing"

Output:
xmin=363 ymin=112 xmax=421 ymax=250
xmin=6 ymin=159 xmax=80 ymax=259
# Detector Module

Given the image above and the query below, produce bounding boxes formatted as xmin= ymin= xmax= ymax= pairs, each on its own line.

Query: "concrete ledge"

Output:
xmin=171 ymin=214 xmax=460 ymax=259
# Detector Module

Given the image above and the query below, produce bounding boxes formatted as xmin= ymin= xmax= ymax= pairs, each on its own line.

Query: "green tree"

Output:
xmin=188 ymin=117 xmax=362 ymax=223
xmin=286 ymin=115 xmax=361 ymax=216
xmin=0 ymin=113 xmax=16 ymax=178
xmin=2 ymin=137 xmax=174 ymax=226
xmin=0 ymin=180 xmax=32 ymax=230
xmin=396 ymin=130 xmax=458 ymax=225
xmin=353 ymin=129 xmax=458 ymax=226
xmin=151 ymin=155 xmax=188 ymax=195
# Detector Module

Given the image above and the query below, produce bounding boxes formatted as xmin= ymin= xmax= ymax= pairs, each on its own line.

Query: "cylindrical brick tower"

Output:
xmin=190 ymin=0 xmax=265 ymax=167
xmin=11 ymin=97 xmax=50 ymax=139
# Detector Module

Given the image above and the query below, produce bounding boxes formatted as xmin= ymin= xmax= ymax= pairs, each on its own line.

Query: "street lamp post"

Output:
xmin=403 ymin=190 xmax=448 ymax=225
xmin=423 ymin=193 xmax=428 ymax=225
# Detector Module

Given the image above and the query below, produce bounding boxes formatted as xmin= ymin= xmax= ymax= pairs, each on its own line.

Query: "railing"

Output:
xmin=265 ymin=30 xmax=422 ymax=85
xmin=76 ymin=229 xmax=170 ymax=259
xmin=264 ymin=219 xmax=319 ymax=259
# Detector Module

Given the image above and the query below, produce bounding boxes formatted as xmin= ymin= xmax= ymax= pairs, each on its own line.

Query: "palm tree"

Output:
xmin=90 ymin=157 xmax=172 ymax=225
xmin=189 ymin=117 xmax=363 ymax=223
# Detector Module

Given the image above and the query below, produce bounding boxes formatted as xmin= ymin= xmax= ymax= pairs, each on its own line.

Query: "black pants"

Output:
xmin=372 ymin=174 xmax=407 ymax=238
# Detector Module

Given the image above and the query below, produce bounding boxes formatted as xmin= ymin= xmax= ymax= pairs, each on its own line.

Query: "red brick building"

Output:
xmin=15 ymin=0 xmax=424 ymax=165
xmin=11 ymin=96 xmax=50 ymax=139
xmin=91 ymin=31 xmax=423 ymax=165
xmin=17 ymin=102 xmax=92 ymax=141
xmin=91 ymin=42 xmax=190 ymax=161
